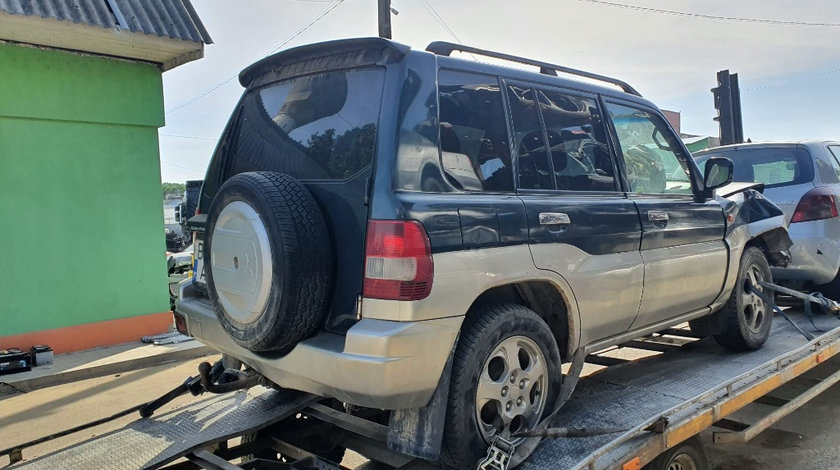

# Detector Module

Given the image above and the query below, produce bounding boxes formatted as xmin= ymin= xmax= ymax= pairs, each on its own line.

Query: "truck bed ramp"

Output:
xmin=14 ymin=388 xmax=318 ymax=470
xmin=11 ymin=310 xmax=840 ymax=470
xmin=522 ymin=312 xmax=840 ymax=470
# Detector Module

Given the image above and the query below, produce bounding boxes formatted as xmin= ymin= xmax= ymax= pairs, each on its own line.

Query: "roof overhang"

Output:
xmin=0 ymin=9 xmax=203 ymax=71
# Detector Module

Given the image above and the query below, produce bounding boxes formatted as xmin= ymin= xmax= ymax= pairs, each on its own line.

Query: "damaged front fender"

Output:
xmin=721 ymin=186 xmax=793 ymax=267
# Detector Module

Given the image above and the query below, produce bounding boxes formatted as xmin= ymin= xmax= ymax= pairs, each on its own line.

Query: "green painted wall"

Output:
xmin=0 ymin=43 xmax=169 ymax=336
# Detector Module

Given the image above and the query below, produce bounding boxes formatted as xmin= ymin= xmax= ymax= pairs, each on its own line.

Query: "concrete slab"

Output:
xmin=0 ymin=340 xmax=212 ymax=396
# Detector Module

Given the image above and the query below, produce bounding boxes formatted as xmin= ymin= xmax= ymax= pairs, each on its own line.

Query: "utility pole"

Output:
xmin=711 ymin=69 xmax=744 ymax=145
xmin=378 ymin=0 xmax=392 ymax=39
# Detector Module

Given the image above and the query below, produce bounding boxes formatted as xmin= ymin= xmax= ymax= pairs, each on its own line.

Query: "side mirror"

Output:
xmin=703 ymin=156 xmax=734 ymax=194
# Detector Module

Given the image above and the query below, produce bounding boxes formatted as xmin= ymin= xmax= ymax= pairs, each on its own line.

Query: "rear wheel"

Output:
xmin=444 ymin=304 xmax=562 ymax=468
xmin=714 ymin=247 xmax=773 ymax=351
xmin=644 ymin=436 xmax=708 ymax=470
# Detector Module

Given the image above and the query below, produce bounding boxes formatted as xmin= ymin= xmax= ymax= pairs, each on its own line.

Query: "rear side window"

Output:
xmin=508 ymin=85 xmax=616 ymax=191
xmin=438 ymin=70 xmax=514 ymax=192
xmin=507 ymin=85 xmax=552 ymax=190
xmin=228 ymin=68 xmax=385 ymax=180
xmin=697 ymin=147 xmax=814 ymax=188
xmin=539 ymin=88 xmax=616 ymax=191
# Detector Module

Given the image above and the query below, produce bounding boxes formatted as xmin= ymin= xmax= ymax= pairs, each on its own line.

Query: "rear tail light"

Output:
xmin=791 ymin=187 xmax=838 ymax=223
xmin=363 ymin=220 xmax=433 ymax=301
xmin=173 ymin=312 xmax=189 ymax=335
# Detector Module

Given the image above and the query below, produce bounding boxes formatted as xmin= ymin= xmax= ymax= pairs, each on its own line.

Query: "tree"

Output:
xmin=162 ymin=182 xmax=186 ymax=198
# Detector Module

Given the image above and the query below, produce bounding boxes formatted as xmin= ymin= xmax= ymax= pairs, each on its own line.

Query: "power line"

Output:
xmin=419 ymin=0 xmax=478 ymax=61
xmin=263 ymin=0 xmax=344 ymax=56
xmin=740 ymin=66 xmax=840 ymax=92
xmin=661 ymin=66 xmax=840 ymax=109
xmin=420 ymin=0 xmax=464 ymax=44
xmin=165 ymin=0 xmax=345 ymax=116
xmin=575 ymin=0 xmax=840 ymax=27
xmin=160 ymin=133 xmax=217 ymax=141
xmin=161 ymin=160 xmax=202 ymax=172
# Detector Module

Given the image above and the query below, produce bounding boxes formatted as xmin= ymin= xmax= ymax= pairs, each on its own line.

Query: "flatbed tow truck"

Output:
xmin=5 ymin=287 xmax=840 ymax=470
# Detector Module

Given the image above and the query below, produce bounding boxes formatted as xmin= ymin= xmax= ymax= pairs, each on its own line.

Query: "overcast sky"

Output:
xmin=158 ymin=0 xmax=840 ymax=182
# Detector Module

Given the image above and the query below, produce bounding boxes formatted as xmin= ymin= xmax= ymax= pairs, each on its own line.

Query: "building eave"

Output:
xmin=0 ymin=10 xmax=204 ymax=70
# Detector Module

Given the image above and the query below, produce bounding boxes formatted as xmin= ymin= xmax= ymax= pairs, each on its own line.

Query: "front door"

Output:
xmin=604 ymin=101 xmax=727 ymax=329
xmin=506 ymin=82 xmax=644 ymax=341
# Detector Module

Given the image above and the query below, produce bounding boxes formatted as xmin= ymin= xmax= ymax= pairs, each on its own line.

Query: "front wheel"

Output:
xmin=714 ymin=247 xmax=773 ymax=351
xmin=444 ymin=304 xmax=562 ymax=468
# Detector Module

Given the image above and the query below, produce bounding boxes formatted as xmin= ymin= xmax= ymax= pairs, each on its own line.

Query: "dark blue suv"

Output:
xmin=176 ymin=38 xmax=791 ymax=467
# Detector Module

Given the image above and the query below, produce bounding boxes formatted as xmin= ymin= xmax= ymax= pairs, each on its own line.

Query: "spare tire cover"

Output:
xmin=204 ymin=171 xmax=333 ymax=354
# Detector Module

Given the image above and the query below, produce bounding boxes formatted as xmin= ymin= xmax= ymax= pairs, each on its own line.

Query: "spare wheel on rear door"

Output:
xmin=204 ymin=171 xmax=334 ymax=354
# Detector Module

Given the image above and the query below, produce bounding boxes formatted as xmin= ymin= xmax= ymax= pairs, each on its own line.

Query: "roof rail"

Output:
xmin=426 ymin=41 xmax=642 ymax=97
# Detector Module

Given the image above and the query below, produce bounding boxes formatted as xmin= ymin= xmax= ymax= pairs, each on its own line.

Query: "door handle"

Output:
xmin=539 ymin=212 xmax=571 ymax=225
xmin=648 ymin=210 xmax=669 ymax=222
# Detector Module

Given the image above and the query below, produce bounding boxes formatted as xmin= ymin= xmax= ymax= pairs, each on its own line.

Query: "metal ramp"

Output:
xmin=522 ymin=311 xmax=840 ymax=470
xmin=14 ymin=388 xmax=318 ymax=470
xmin=11 ymin=309 xmax=840 ymax=470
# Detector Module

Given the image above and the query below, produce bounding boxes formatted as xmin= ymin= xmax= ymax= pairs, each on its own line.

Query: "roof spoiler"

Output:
xmin=426 ymin=41 xmax=642 ymax=97
xmin=239 ymin=37 xmax=410 ymax=87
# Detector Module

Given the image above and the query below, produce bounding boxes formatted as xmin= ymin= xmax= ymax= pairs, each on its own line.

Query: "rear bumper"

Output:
xmin=175 ymin=280 xmax=462 ymax=410
xmin=771 ymin=220 xmax=840 ymax=284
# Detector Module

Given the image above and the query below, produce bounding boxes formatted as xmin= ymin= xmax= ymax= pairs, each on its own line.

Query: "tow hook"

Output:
xmin=197 ymin=360 xmax=264 ymax=393
xmin=139 ymin=358 xmax=266 ymax=418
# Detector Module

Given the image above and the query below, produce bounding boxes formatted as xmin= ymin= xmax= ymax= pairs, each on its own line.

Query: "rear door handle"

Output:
xmin=648 ymin=210 xmax=669 ymax=222
xmin=539 ymin=212 xmax=571 ymax=225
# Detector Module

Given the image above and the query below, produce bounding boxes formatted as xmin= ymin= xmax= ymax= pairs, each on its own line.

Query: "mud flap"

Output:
xmin=386 ymin=340 xmax=456 ymax=460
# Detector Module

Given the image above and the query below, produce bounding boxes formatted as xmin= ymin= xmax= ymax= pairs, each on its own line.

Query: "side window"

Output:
xmin=606 ymin=103 xmax=693 ymax=195
xmin=538 ymin=89 xmax=616 ymax=191
xmin=438 ymin=70 xmax=514 ymax=192
xmin=826 ymin=146 xmax=840 ymax=181
xmin=507 ymin=85 xmax=553 ymax=189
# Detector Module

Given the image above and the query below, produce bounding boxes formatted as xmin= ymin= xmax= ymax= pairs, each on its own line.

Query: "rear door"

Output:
xmin=216 ymin=68 xmax=387 ymax=332
xmin=603 ymin=101 xmax=726 ymax=328
xmin=507 ymin=82 xmax=644 ymax=340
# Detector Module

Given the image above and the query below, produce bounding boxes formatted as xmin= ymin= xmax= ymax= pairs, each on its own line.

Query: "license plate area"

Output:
xmin=193 ymin=239 xmax=206 ymax=287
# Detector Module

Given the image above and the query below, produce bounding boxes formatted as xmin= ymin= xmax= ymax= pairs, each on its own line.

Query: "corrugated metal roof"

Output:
xmin=0 ymin=0 xmax=212 ymax=44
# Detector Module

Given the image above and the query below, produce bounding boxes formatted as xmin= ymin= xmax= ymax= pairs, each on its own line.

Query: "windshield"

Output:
xmin=695 ymin=147 xmax=813 ymax=188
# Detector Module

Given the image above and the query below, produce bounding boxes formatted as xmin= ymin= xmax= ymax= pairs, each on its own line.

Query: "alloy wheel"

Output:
xmin=741 ymin=264 xmax=768 ymax=335
xmin=475 ymin=335 xmax=548 ymax=443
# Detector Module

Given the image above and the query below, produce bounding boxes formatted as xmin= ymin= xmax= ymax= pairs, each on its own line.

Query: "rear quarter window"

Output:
xmin=435 ymin=70 xmax=514 ymax=192
xmin=695 ymin=147 xmax=814 ymax=188
xmin=227 ymin=68 xmax=385 ymax=180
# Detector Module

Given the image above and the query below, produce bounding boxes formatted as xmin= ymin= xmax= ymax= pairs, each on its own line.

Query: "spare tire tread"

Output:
xmin=205 ymin=171 xmax=333 ymax=353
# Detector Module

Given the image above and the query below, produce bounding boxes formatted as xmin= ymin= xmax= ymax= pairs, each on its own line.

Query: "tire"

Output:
xmin=444 ymin=304 xmax=562 ymax=468
xmin=644 ymin=436 xmax=708 ymax=470
xmin=204 ymin=172 xmax=333 ymax=354
xmin=714 ymin=247 xmax=773 ymax=351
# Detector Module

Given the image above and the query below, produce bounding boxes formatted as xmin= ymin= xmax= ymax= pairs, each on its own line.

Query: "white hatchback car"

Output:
xmin=695 ymin=141 xmax=840 ymax=298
